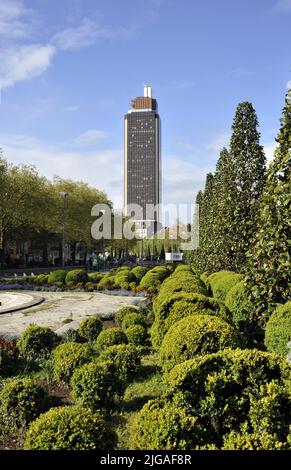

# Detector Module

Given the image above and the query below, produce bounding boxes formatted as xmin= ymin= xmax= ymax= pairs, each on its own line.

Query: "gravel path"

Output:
xmin=0 ymin=291 xmax=146 ymax=337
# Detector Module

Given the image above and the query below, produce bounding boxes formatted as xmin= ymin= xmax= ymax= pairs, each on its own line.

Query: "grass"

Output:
xmin=110 ymin=351 xmax=166 ymax=449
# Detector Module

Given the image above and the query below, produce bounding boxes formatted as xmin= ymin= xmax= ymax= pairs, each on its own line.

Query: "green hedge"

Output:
xmin=88 ymin=272 xmax=103 ymax=284
xmin=48 ymin=269 xmax=67 ymax=285
xmin=160 ymin=315 xmax=242 ymax=372
xmin=25 ymin=406 xmax=117 ymax=450
xmin=125 ymin=325 xmax=147 ymax=346
xmin=94 ymin=328 xmax=127 ymax=351
xmin=99 ymin=344 xmax=141 ymax=382
xmin=98 ymin=273 xmax=115 ymax=289
xmin=140 ymin=266 xmax=171 ymax=292
xmin=207 ymin=271 xmax=243 ymax=302
xmin=225 ymin=281 xmax=258 ymax=334
xmin=0 ymin=377 xmax=50 ymax=427
xmin=265 ymin=301 xmax=291 ymax=357
xmin=71 ymin=361 xmax=124 ymax=411
xmin=53 ymin=342 xmax=91 ymax=382
xmin=121 ymin=312 xmax=146 ymax=331
xmin=131 ymin=266 xmax=149 ymax=282
xmin=66 ymin=269 xmax=89 ymax=286
xmin=222 ymin=429 xmax=288 ymax=450
xmin=17 ymin=324 xmax=59 ymax=358
xmin=114 ymin=306 xmax=139 ymax=326
xmin=78 ymin=316 xmax=103 ymax=342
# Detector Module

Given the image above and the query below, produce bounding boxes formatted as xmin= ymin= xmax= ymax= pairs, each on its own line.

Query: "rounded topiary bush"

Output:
xmin=48 ymin=269 xmax=67 ymax=286
xmin=130 ymin=399 xmax=201 ymax=450
xmin=224 ymin=281 xmax=257 ymax=334
xmin=174 ymin=265 xmax=193 ymax=273
xmin=207 ymin=271 xmax=243 ymax=302
xmin=200 ymin=271 xmax=210 ymax=287
xmin=121 ymin=312 xmax=146 ymax=331
xmin=66 ymin=269 xmax=89 ymax=286
xmin=265 ymin=301 xmax=291 ymax=357
xmin=25 ymin=406 xmax=117 ymax=450
xmin=34 ymin=274 xmax=49 ymax=285
xmin=17 ymin=324 xmax=59 ymax=358
xmin=165 ymin=349 xmax=291 ymax=445
xmin=140 ymin=266 xmax=171 ymax=292
xmin=126 ymin=325 xmax=147 ymax=346
xmin=53 ymin=342 xmax=91 ymax=382
xmin=99 ymin=344 xmax=141 ymax=382
xmin=71 ymin=361 xmax=124 ymax=410
xmin=78 ymin=316 xmax=103 ymax=342
xmin=0 ymin=377 xmax=50 ymax=427
xmin=98 ymin=273 xmax=114 ymax=290
xmin=114 ymin=306 xmax=139 ymax=326
xmin=160 ymin=315 xmax=243 ymax=372
xmin=88 ymin=272 xmax=103 ymax=284
xmin=94 ymin=328 xmax=127 ymax=351
xmin=131 ymin=266 xmax=149 ymax=282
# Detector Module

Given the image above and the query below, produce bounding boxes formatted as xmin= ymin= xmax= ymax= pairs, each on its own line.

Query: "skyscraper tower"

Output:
xmin=124 ymin=85 xmax=161 ymax=237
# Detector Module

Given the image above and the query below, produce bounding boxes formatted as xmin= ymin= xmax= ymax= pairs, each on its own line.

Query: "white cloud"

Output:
xmin=263 ymin=141 xmax=278 ymax=165
xmin=52 ymin=17 xmax=109 ymax=50
xmin=0 ymin=44 xmax=56 ymax=89
xmin=287 ymin=80 xmax=291 ymax=89
xmin=206 ymin=132 xmax=231 ymax=152
xmin=74 ymin=130 xmax=108 ymax=146
xmin=0 ymin=0 xmax=31 ymax=39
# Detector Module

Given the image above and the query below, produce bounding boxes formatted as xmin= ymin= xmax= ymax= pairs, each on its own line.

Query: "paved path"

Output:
xmin=0 ymin=291 xmax=145 ymax=337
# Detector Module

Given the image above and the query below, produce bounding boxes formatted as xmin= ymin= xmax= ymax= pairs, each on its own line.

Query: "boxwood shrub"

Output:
xmin=140 ymin=266 xmax=171 ymax=292
xmin=222 ymin=430 xmax=288 ymax=450
xmin=99 ymin=344 xmax=141 ymax=382
xmin=121 ymin=312 xmax=146 ymax=331
xmin=207 ymin=271 xmax=243 ymax=302
xmin=47 ymin=269 xmax=67 ymax=285
xmin=98 ymin=273 xmax=115 ymax=290
xmin=66 ymin=269 xmax=89 ymax=286
xmin=88 ymin=272 xmax=103 ymax=284
xmin=125 ymin=324 xmax=147 ymax=346
xmin=0 ymin=377 xmax=50 ymax=427
xmin=53 ymin=342 xmax=91 ymax=382
xmin=224 ymin=281 xmax=258 ymax=335
xmin=17 ymin=324 xmax=60 ymax=358
xmin=24 ymin=406 xmax=117 ymax=450
xmin=94 ymin=328 xmax=127 ymax=351
xmin=160 ymin=315 xmax=242 ymax=372
xmin=78 ymin=316 xmax=103 ymax=342
xmin=71 ymin=361 xmax=124 ymax=411
xmin=131 ymin=266 xmax=149 ymax=282
xmin=114 ymin=306 xmax=139 ymax=326
xmin=265 ymin=301 xmax=291 ymax=357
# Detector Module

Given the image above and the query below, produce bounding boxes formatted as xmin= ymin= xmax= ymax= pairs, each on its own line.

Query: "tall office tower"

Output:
xmin=124 ymin=85 xmax=161 ymax=237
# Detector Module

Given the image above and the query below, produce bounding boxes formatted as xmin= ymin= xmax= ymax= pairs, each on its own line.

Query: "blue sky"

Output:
xmin=0 ymin=0 xmax=290 ymax=221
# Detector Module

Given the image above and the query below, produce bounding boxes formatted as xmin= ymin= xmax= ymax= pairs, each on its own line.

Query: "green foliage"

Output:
xmin=48 ymin=269 xmax=67 ymax=285
xmin=88 ymin=272 xmax=103 ymax=284
xmin=130 ymin=399 xmax=201 ymax=450
xmin=200 ymin=271 xmax=210 ymax=286
xmin=0 ymin=336 xmax=19 ymax=375
xmin=66 ymin=269 xmax=89 ymax=286
xmin=207 ymin=271 xmax=243 ymax=302
xmin=71 ymin=361 xmax=124 ymax=411
xmin=99 ymin=344 xmax=141 ymax=382
xmin=114 ymin=306 xmax=139 ymax=326
xmin=174 ymin=265 xmax=193 ymax=273
xmin=78 ymin=316 xmax=103 ymax=342
xmin=222 ymin=429 xmax=288 ymax=450
xmin=25 ymin=406 xmax=117 ymax=450
xmin=160 ymin=315 xmax=242 ymax=372
xmin=113 ymin=269 xmax=136 ymax=290
xmin=17 ymin=324 xmax=59 ymax=358
xmin=225 ymin=281 xmax=258 ymax=336
xmin=125 ymin=325 xmax=147 ymax=346
xmin=246 ymin=94 xmax=291 ymax=318
xmin=265 ymin=301 xmax=291 ymax=357
xmin=140 ymin=266 xmax=171 ymax=292
xmin=131 ymin=266 xmax=149 ymax=282
xmin=34 ymin=274 xmax=49 ymax=285
xmin=98 ymin=273 xmax=115 ymax=289
xmin=165 ymin=349 xmax=291 ymax=446
xmin=121 ymin=312 xmax=146 ymax=331
xmin=53 ymin=342 xmax=91 ymax=382
xmin=0 ymin=377 xmax=50 ymax=427
xmin=95 ymin=328 xmax=127 ymax=351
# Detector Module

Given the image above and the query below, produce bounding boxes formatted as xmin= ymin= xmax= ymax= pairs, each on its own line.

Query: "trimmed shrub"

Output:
xmin=71 ymin=361 xmax=124 ymax=410
xmin=130 ymin=399 xmax=202 ymax=450
xmin=200 ymin=271 xmax=210 ymax=286
xmin=53 ymin=342 xmax=91 ymax=382
xmin=208 ymin=271 xmax=243 ymax=302
xmin=113 ymin=269 xmax=136 ymax=290
xmin=121 ymin=312 xmax=146 ymax=331
xmin=94 ymin=328 xmax=127 ymax=351
xmin=131 ymin=266 xmax=149 ymax=282
xmin=34 ymin=274 xmax=49 ymax=285
xmin=48 ymin=269 xmax=67 ymax=285
xmin=17 ymin=324 xmax=59 ymax=358
xmin=99 ymin=344 xmax=141 ymax=382
xmin=66 ymin=269 xmax=89 ymax=286
xmin=88 ymin=272 xmax=103 ymax=284
xmin=160 ymin=315 xmax=243 ymax=372
xmin=0 ymin=377 xmax=50 ymax=427
xmin=174 ymin=265 xmax=192 ymax=273
xmin=126 ymin=325 xmax=147 ymax=346
xmin=78 ymin=316 xmax=103 ymax=342
xmin=165 ymin=349 xmax=291 ymax=445
xmin=225 ymin=281 xmax=258 ymax=334
xmin=98 ymin=273 xmax=115 ymax=289
xmin=222 ymin=430 xmax=287 ymax=450
xmin=265 ymin=301 xmax=291 ymax=357
xmin=114 ymin=306 xmax=139 ymax=326
xmin=140 ymin=266 xmax=171 ymax=292
xmin=25 ymin=406 xmax=117 ymax=450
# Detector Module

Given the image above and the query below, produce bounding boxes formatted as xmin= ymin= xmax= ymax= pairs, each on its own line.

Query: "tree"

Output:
xmin=229 ymin=102 xmax=266 ymax=270
xmin=246 ymin=90 xmax=291 ymax=322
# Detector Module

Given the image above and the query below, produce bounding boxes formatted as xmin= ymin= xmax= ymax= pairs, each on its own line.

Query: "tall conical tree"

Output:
xmin=246 ymin=90 xmax=291 ymax=323
xmin=230 ymin=102 xmax=266 ymax=270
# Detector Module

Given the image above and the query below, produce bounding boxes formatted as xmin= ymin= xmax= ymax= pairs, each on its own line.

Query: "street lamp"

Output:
xmin=59 ymin=192 xmax=68 ymax=268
